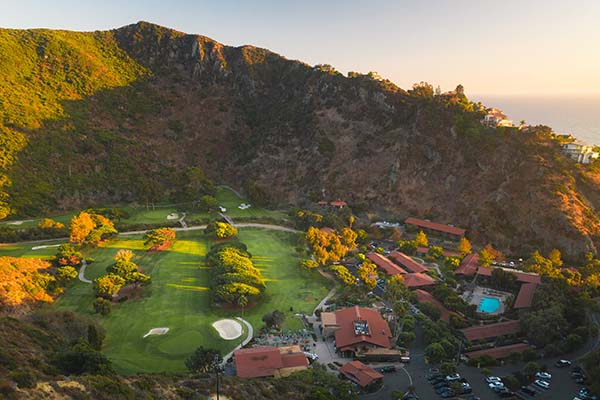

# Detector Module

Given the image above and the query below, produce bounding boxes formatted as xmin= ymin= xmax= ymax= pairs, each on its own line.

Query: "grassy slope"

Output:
xmin=40 ymin=228 xmax=328 ymax=374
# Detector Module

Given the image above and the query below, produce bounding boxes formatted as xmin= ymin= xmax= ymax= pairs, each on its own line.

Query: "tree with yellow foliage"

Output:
xmin=457 ymin=237 xmax=472 ymax=256
xmin=69 ymin=212 xmax=96 ymax=243
xmin=415 ymin=230 xmax=428 ymax=247
xmin=357 ymin=260 xmax=378 ymax=290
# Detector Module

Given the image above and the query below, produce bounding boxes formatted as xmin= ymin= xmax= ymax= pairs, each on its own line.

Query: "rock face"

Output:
xmin=2 ymin=21 xmax=600 ymax=257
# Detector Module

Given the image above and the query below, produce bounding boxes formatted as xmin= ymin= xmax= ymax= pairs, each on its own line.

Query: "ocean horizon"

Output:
xmin=473 ymin=94 xmax=600 ymax=146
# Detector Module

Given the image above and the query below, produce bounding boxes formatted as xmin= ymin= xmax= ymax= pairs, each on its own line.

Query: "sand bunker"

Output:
xmin=32 ymin=244 xmax=62 ymax=251
xmin=212 ymin=319 xmax=242 ymax=340
xmin=166 ymin=213 xmax=179 ymax=220
xmin=143 ymin=327 xmax=170 ymax=338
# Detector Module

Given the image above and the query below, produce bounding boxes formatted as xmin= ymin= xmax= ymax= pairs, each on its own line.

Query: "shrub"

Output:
xmin=93 ymin=297 xmax=112 ymax=316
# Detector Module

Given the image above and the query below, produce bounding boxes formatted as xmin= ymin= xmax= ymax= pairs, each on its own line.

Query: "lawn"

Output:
xmin=45 ymin=228 xmax=329 ymax=374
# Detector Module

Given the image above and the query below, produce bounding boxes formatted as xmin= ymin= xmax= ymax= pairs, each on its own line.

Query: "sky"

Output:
xmin=1 ymin=0 xmax=600 ymax=95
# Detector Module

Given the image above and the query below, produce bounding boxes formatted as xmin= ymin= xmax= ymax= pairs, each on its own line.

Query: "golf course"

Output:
xmin=3 ymin=226 xmax=330 ymax=374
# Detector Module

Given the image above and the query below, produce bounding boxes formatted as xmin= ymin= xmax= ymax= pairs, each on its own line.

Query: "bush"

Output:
xmin=441 ymin=362 xmax=457 ymax=374
xmin=9 ymin=370 xmax=35 ymax=388
xmin=93 ymin=297 xmax=112 ymax=316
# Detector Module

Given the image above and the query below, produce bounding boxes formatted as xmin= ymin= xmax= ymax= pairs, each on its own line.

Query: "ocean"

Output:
xmin=472 ymin=94 xmax=600 ymax=145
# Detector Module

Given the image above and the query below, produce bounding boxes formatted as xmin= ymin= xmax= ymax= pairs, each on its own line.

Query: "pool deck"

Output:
xmin=462 ymin=286 xmax=510 ymax=316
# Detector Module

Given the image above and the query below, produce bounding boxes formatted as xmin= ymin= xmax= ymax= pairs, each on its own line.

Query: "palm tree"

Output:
xmin=237 ymin=295 xmax=248 ymax=319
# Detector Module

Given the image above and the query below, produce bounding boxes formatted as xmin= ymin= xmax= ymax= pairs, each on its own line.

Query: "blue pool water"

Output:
xmin=478 ymin=297 xmax=501 ymax=313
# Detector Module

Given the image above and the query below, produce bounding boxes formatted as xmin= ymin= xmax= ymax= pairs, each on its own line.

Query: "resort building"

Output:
xmin=460 ymin=320 xmax=521 ymax=343
xmin=404 ymin=217 xmax=465 ymax=240
xmin=475 ymin=266 xmax=541 ymax=285
xmin=321 ymin=306 xmax=392 ymax=357
xmin=389 ymin=251 xmax=428 ymax=273
xmin=415 ymin=289 xmax=450 ymax=321
xmin=339 ymin=361 xmax=384 ymax=389
xmin=367 ymin=252 xmax=406 ymax=276
xmin=416 ymin=247 xmax=461 ymax=258
xmin=403 ymin=272 xmax=436 ymax=288
xmin=514 ymin=282 xmax=538 ymax=309
xmin=481 ymin=108 xmax=514 ymax=128
xmin=562 ymin=141 xmax=599 ymax=164
xmin=464 ymin=343 xmax=532 ymax=360
xmin=455 ymin=253 xmax=480 ymax=276
xmin=234 ymin=345 xmax=309 ymax=378
xmin=329 ymin=199 xmax=347 ymax=208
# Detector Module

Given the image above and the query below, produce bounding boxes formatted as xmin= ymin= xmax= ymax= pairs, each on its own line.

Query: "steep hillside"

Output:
xmin=1 ymin=21 xmax=600 ymax=257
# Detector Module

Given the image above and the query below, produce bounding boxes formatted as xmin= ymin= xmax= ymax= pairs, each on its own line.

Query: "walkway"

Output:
xmin=221 ymin=317 xmax=253 ymax=364
xmin=178 ymin=212 xmax=188 ymax=229
xmin=78 ymin=259 xmax=92 ymax=284
xmin=218 ymin=212 xmax=235 ymax=225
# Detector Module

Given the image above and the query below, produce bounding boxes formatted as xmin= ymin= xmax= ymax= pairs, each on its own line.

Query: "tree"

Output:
xmin=238 ymin=295 xmax=248 ymax=319
xmin=457 ymin=237 xmax=471 ymax=255
xmin=385 ymin=275 xmax=410 ymax=304
xmin=397 ymin=240 xmax=417 ymax=255
xmin=205 ymin=221 xmax=238 ymax=239
xmin=425 ymin=342 xmax=446 ymax=364
xmin=479 ymin=248 xmax=493 ymax=267
xmin=428 ymin=246 xmax=443 ymax=259
xmin=490 ymin=268 xmax=518 ymax=291
xmin=69 ymin=212 xmax=96 ymax=243
xmin=114 ymin=249 xmax=134 ymax=263
xmin=55 ymin=338 xmax=114 ymax=375
xmin=548 ymin=248 xmax=563 ymax=268
xmin=410 ymin=82 xmax=434 ymax=98
xmin=185 ymin=347 xmax=222 ymax=374
xmin=262 ymin=310 xmax=285 ymax=329
xmin=301 ymin=259 xmax=319 ymax=269
xmin=357 ymin=260 xmax=377 ymax=289
xmin=57 ymin=266 xmax=77 ymax=284
xmin=144 ymin=227 xmax=176 ymax=250
xmin=38 ymin=218 xmax=64 ymax=229
xmin=331 ymin=265 xmax=356 ymax=286
xmin=93 ymin=297 xmax=112 ymax=315
xmin=199 ymin=194 xmax=218 ymax=211
xmin=415 ymin=231 xmax=428 ymax=247
xmin=441 ymin=362 xmax=457 ymax=375
xmin=87 ymin=324 xmax=105 ymax=351
xmin=93 ymin=274 xmax=125 ymax=298
xmin=523 ymin=361 xmax=541 ymax=378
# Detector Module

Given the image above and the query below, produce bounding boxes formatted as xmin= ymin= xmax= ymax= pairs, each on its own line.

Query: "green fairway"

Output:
xmin=46 ymin=227 xmax=329 ymax=374
xmin=0 ymin=187 xmax=288 ymax=230
xmin=0 ymin=240 xmax=67 ymax=260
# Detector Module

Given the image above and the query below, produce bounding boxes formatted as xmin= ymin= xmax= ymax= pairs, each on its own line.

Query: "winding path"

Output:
xmin=78 ymin=259 xmax=92 ymax=284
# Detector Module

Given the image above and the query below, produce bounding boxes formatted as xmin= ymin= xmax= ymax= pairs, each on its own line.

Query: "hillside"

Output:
xmin=1 ymin=21 xmax=600 ymax=257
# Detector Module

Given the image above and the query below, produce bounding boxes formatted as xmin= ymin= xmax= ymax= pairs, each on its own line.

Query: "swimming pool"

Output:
xmin=478 ymin=297 xmax=501 ymax=313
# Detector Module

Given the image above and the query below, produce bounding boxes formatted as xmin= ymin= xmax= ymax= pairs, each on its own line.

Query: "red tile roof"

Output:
xmin=334 ymin=306 xmax=392 ymax=350
xmin=320 ymin=227 xmax=335 ymax=235
xmin=330 ymin=200 xmax=347 ymax=207
xmin=317 ymin=200 xmax=328 ymax=205
xmin=403 ymin=272 xmax=436 ymax=287
xmin=416 ymin=247 xmax=461 ymax=258
xmin=460 ymin=320 xmax=521 ymax=342
xmin=476 ymin=266 xmax=541 ymax=284
xmin=415 ymin=289 xmax=450 ymax=321
xmin=405 ymin=217 xmax=466 ymax=237
xmin=367 ymin=253 xmax=406 ymax=276
xmin=339 ymin=361 xmax=384 ymax=388
xmin=389 ymin=251 xmax=428 ymax=273
xmin=514 ymin=283 xmax=538 ymax=309
xmin=465 ymin=343 xmax=531 ymax=360
xmin=234 ymin=347 xmax=308 ymax=378
xmin=456 ymin=254 xmax=480 ymax=276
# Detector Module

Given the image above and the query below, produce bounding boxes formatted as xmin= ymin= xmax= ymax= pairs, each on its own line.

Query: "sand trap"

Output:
xmin=32 ymin=244 xmax=62 ymax=251
xmin=212 ymin=319 xmax=242 ymax=340
xmin=166 ymin=213 xmax=179 ymax=220
xmin=7 ymin=219 xmax=33 ymax=225
xmin=143 ymin=327 xmax=170 ymax=338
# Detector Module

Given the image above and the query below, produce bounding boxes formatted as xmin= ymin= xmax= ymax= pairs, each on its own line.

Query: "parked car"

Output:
xmin=579 ymin=388 xmax=598 ymax=400
xmin=499 ymin=390 xmax=516 ymax=398
xmin=457 ymin=383 xmax=472 ymax=394
xmin=489 ymin=382 xmax=505 ymax=391
xmin=427 ymin=372 xmax=443 ymax=381
xmin=440 ymin=389 xmax=456 ymax=398
xmin=464 ymin=395 xmax=480 ymax=400
xmin=436 ymin=386 xmax=451 ymax=395
xmin=446 ymin=373 xmax=461 ymax=381
xmin=555 ymin=359 xmax=572 ymax=368
xmin=434 ymin=381 xmax=449 ymax=389
xmin=534 ymin=380 xmax=550 ymax=389
xmin=486 ymin=376 xmax=502 ymax=383
xmin=431 ymin=377 xmax=447 ymax=385
xmin=535 ymin=371 xmax=552 ymax=380
xmin=521 ymin=386 xmax=537 ymax=396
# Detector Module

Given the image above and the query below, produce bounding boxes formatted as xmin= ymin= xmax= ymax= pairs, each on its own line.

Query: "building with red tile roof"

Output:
xmin=460 ymin=320 xmax=521 ymax=342
xmin=367 ymin=253 xmax=406 ymax=276
xmin=416 ymin=247 xmax=461 ymax=258
xmin=331 ymin=306 xmax=392 ymax=354
xmin=339 ymin=361 xmax=384 ymax=388
xmin=330 ymin=200 xmax=347 ymax=208
xmin=476 ymin=266 xmax=541 ymax=284
xmin=234 ymin=346 xmax=308 ymax=378
xmin=514 ymin=283 xmax=538 ymax=309
xmin=405 ymin=217 xmax=466 ymax=238
xmin=415 ymin=289 xmax=450 ymax=321
xmin=389 ymin=251 xmax=428 ymax=273
xmin=455 ymin=253 xmax=480 ymax=276
xmin=464 ymin=343 xmax=531 ymax=360
xmin=403 ymin=272 xmax=436 ymax=288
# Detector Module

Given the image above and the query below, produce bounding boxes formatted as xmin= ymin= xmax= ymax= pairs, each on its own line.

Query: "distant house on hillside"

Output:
xmin=481 ymin=108 xmax=514 ymax=128
xmin=404 ymin=217 xmax=465 ymax=240
xmin=562 ymin=141 xmax=599 ymax=164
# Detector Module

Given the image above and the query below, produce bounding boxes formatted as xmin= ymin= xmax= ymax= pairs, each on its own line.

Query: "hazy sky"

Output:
xmin=1 ymin=0 xmax=599 ymax=95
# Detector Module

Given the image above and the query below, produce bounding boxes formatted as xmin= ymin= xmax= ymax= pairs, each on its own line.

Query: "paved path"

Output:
xmin=78 ymin=260 xmax=92 ymax=284
xmin=178 ymin=212 xmax=188 ymax=229
xmin=221 ymin=317 xmax=253 ymax=364
xmin=217 ymin=185 xmax=244 ymax=199
xmin=218 ymin=212 xmax=235 ymax=225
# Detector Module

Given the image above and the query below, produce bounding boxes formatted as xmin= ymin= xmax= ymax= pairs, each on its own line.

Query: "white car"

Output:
xmin=488 ymin=382 xmax=505 ymax=391
xmin=485 ymin=376 xmax=502 ymax=383
xmin=446 ymin=373 xmax=461 ymax=381
xmin=535 ymin=371 xmax=552 ymax=380
xmin=534 ymin=379 xmax=550 ymax=389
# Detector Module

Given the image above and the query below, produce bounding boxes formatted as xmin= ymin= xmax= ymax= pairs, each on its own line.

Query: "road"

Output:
xmin=78 ymin=259 xmax=92 ymax=284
